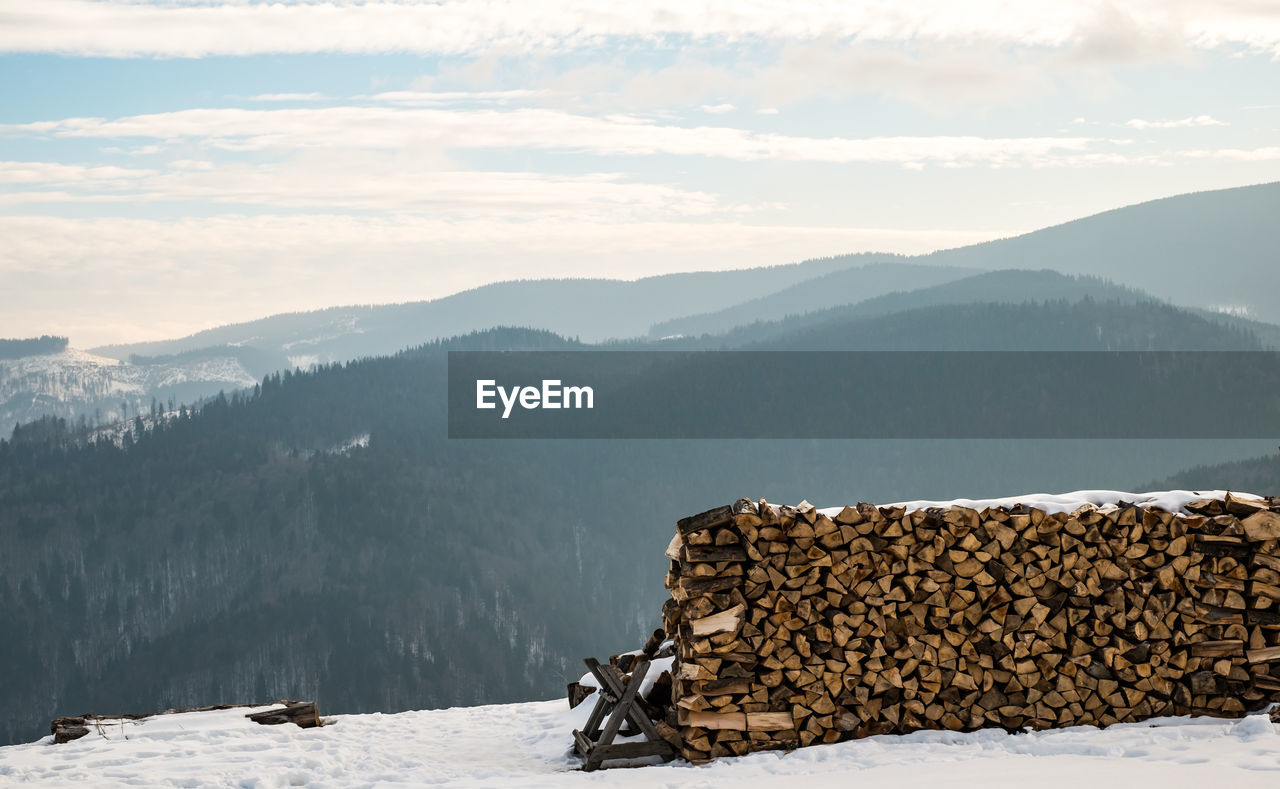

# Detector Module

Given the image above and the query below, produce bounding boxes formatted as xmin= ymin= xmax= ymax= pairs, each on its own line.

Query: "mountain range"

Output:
xmin=2 ymin=181 xmax=1279 ymax=745
xmin=3 ymin=181 xmax=1277 ymax=430
xmin=1 ymin=300 xmax=1275 ymax=745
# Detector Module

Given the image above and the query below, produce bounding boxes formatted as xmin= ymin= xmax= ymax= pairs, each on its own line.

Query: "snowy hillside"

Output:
xmin=0 ymin=698 xmax=1276 ymax=787
xmin=0 ymin=347 xmax=259 ymax=428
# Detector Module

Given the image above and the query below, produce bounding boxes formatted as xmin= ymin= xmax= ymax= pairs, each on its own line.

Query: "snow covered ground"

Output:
xmin=1 ymin=699 xmax=1277 ymax=788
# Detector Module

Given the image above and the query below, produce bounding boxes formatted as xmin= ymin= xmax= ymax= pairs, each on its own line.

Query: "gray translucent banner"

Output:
xmin=447 ymin=351 xmax=1280 ymax=439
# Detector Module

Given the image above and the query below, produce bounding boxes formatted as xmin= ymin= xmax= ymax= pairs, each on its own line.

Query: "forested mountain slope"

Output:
xmin=1 ymin=300 xmax=1274 ymax=745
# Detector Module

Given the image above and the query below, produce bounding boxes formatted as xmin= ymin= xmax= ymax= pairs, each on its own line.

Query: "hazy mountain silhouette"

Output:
xmin=8 ymin=180 xmax=1275 ymax=428
xmin=646 ymin=261 xmax=979 ymax=339
xmin=639 ymin=270 xmax=1160 ymax=349
xmin=922 ymin=181 xmax=1280 ymax=323
xmin=92 ymin=254 xmax=900 ymax=364
xmin=92 ymin=181 xmax=1280 ymax=367
xmin=748 ymin=297 xmax=1261 ymax=352
xmin=1141 ymin=451 xmax=1280 ymax=494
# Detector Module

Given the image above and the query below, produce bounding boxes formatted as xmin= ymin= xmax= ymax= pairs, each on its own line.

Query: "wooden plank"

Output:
xmin=664 ymin=532 xmax=683 ymax=560
xmin=1245 ymin=646 xmax=1280 ymax=664
xmin=589 ymin=658 xmax=667 ymax=747
xmin=588 ymin=660 xmax=651 ymax=769
xmin=1254 ymin=674 xmax=1280 ymax=692
xmin=572 ymin=728 xmax=594 ymax=757
xmin=694 ymin=677 xmax=752 ymax=696
xmin=580 ymin=659 xmax=611 ymax=739
xmin=677 ymin=505 xmax=733 ymax=535
xmin=678 ymin=709 xmax=748 ymax=730
xmin=1186 ymin=498 xmax=1224 ymax=515
xmin=1255 ymin=554 xmax=1280 ymax=573
xmin=747 ymin=712 xmax=796 ymax=731
xmin=1190 ymin=640 xmax=1245 ymax=658
xmin=584 ymin=739 xmax=675 ymax=769
xmin=1255 ymin=581 xmax=1280 ymax=602
xmin=678 ymin=576 xmax=740 ymax=595
xmin=1243 ymin=511 xmax=1280 ymax=542
xmin=1247 ymin=609 xmax=1280 ymax=626
xmin=690 ymin=604 xmax=745 ymax=637
xmin=683 ymin=545 xmax=747 ymax=563
xmin=1225 ymin=492 xmax=1270 ymax=516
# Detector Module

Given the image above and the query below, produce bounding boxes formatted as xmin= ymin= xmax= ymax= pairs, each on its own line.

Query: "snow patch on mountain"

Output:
xmin=288 ymin=354 xmax=320 ymax=370
xmin=0 ymin=347 xmax=258 ymax=428
xmin=328 ymin=433 xmax=370 ymax=454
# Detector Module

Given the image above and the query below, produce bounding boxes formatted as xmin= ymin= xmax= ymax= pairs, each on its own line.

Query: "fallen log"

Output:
xmin=51 ymin=700 xmax=322 ymax=744
xmin=245 ymin=701 xmax=321 ymax=729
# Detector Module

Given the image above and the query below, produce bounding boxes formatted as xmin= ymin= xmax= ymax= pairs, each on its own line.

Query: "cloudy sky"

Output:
xmin=2 ymin=1 xmax=1279 ymax=347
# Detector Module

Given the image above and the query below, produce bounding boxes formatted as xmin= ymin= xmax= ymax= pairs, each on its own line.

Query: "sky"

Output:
xmin=1 ymin=1 xmax=1279 ymax=348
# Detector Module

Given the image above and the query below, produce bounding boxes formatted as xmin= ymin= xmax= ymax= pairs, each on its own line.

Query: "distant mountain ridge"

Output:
xmin=93 ymin=253 xmax=900 ymax=363
xmin=646 ymin=261 xmax=979 ymax=339
xmin=1141 ymin=452 xmax=1280 ymax=494
xmin=0 ymin=336 xmax=68 ymax=360
xmin=923 ymin=181 xmax=1280 ymax=323
xmin=90 ymin=181 xmax=1280 ymax=363
xmin=650 ymin=269 xmax=1155 ymax=350
xmin=8 ymin=180 xmax=1279 ymax=428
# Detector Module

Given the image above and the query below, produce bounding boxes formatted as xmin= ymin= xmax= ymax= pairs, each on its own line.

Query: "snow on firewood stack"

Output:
xmin=662 ymin=490 xmax=1280 ymax=764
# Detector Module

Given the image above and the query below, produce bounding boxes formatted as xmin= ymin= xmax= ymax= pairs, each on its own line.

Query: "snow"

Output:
xmin=288 ymin=354 xmax=320 ymax=370
xmin=804 ymin=489 xmax=1264 ymax=520
xmin=280 ymin=315 xmax=364 ymax=352
xmin=326 ymin=433 xmax=370 ymax=454
xmin=0 ymin=346 xmax=259 ymax=427
xmin=574 ymin=653 xmax=674 ymax=702
xmin=0 ymin=700 xmax=1276 ymax=787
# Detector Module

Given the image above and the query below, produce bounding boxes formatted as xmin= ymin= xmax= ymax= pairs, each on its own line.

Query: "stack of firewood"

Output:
xmin=662 ymin=493 xmax=1280 ymax=763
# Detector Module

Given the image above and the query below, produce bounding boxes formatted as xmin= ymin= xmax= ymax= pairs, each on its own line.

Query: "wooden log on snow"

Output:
xmin=568 ymin=681 xmax=596 ymax=709
xmin=50 ymin=717 xmax=90 ymax=744
xmin=246 ymin=701 xmax=321 ymax=729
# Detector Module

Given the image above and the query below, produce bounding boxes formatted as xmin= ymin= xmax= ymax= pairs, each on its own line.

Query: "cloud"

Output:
xmin=367 ymin=89 xmax=547 ymax=107
xmin=0 ymin=213 xmax=1011 ymax=346
xmin=0 ymin=158 xmax=736 ymax=218
xmin=2 ymin=106 xmax=1119 ymax=168
xmin=459 ymin=39 xmax=1112 ymax=114
xmin=701 ymin=104 xmax=735 ymax=114
xmin=751 ymin=41 xmax=1056 ymax=109
xmin=4 ymin=1 xmax=1280 ymax=58
xmin=248 ymin=92 xmax=330 ymax=102
xmin=1180 ymin=146 xmax=1280 ymax=160
xmin=1123 ymin=115 xmax=1229 ymax=129
xmin=0 ymin=160 xmax=155 ymax=184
